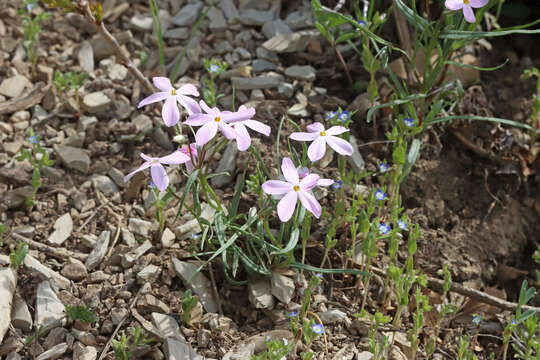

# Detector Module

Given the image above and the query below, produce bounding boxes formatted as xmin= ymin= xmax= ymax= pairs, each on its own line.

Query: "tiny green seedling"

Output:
xmin=65 ymin=304 xmax=99 ymax=324
xmin=24 ymin=325 xmax=43 ymax=346
xmin=0 ymin=223 xmax=5 ymax=246
xmin=17 ymin=0 xmax=51 ymax=73
xmin=180 ymin=289 xmax=199 ymax=326
xmin=112 ymin=326 xmax=153 ymax=360
xmin=10 ymin=242 xmax=29 ymax=269
xmin=54 ymin=70 xmax=88 ymax=109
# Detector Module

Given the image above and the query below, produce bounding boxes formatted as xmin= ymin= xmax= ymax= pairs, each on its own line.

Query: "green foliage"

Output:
xmin=180 ymin=290 xmax=199 ymax=326
xmin=17 ymin=0 xmax=51 ymax=71
xmin=24 ymin=325 xmax=43 ymax=346
xmin=201 ymin=58 xmax=228 ymax=107
xmin=251 ymin=338 xmax=293 ymax=360
xmin=10 ymin=242 xmax=29 ymax=269
xmin=65 ymin=305 xmax=99 ymax=324
xmin=0 ymin=223 xmax=5 ymax=246
xmin=112 ymin=327 xmax=153 ymax=360
xmin=54 ymin=70 xmax=88 ymax=95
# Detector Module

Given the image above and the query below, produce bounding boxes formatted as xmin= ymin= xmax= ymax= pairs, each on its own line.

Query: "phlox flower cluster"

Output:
xmin=444 ymin=0 xmax=488 ymax=23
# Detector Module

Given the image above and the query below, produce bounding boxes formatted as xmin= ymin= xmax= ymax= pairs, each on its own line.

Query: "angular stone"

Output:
xmin=36 ymin=342 xmax=68 ymax=360
xmin=270 ymin=272 xmax=294 ymax=304
xmin=285 ymin=65 xmax=317 ymax=82
xmin=92 ymin=175 xmax=119 ymax=195
xmin=11 ymin=295 xmax=32 ymax=332
xmin=218 ymin=0 xmax=239 ymax=21
xmin=82 ymin=92 xmax=111 ymax=113
xmin=151 ymin=312 xmax=184 ymax=340
xmin=277 ymin=83 xmax=294 ymax=98
xmin=128 ymin=218 xmax=153 ymax=237
xmin=122 ymin=240 xmax=152 ymax=268
xmin=223 ymin=343 xmax=255 ymax=360
xmin=73 ymin=343 xmax=97 ymax=360
xmin=130 ymin=14 xmax=153 ymax=32
xmin=61 ymin=258 xmax=88 ymax=282
xmin=171 ymin=258 xmax=219 ymax=313
xmin=172 ymin=3 xmax=203 ymax=26
xmin=47 ymin=213 xmax=73 ymax=245
xmin=24 ymin=255 xmax=70 ymax=290
xmin=85 ymin=230 xmax=110 ymax=271
xmin=164 ymin=338 xmax=203 ymax=360
xmin=54 ymin=145 xmax=90 ymax=173
xmin=78 ymin=41 xmax=94 ymax=73
xmin=107 ymin=63 xmax=127 ymax=81
xmin=0 ymin=268 xmax=16 ymax=343
xmin=231 ymin=72 xmax=284 ymax=90
xmin=252 ymin=59 xmax=275 ymax=73
xmin=174 ymin=203 xmax=216 ymax=240
xmin=35 ymin=281 xmax=66 ymax=331
xmin=318 ymin=309 xmax=347 ymax=324
xmin=248 ymin=276 xmax=274 ymax=309
xmin=208 ymin=7 xmax=227 ymax=32
xmin=136 ymin=264 xmax=160 ymax=284
xmin=262 ymin=19 xmax=291 ymax=39
xmin=347 ymin=135 xmax=365 ymax=173
xmin=78 ymin=116 xmax=98 ymax=132
xmin=2 ymin=141 xmax=22 ymax=156
xmin=0 ymin=75 xmax=30 ymax=98
xmin=90 ymin=31 xmax=133 ymax=60
xmin=238 ymin=9 xmax=275 ymax=26
xmin=164 ymin=27 xmax=189 ymax=40
xmin=262 ymin=30 xmax=319 ymax=53
xmin=211 ymin=142 xmax=237 ymax=188
xmin=160 ymin=228 xmax=175 ymax=248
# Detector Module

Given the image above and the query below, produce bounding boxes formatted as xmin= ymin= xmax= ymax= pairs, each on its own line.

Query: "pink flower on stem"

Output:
xmin=228 ymin=105 xmax=271 ymax=151
xmin=297 ymin=166 xmax=333 ymax=187
xmin=290 ymin=122 xmax=353 ymax=162
xmin=262 ymin=157 xmax=323 ymax=222
xmin=184 ymin=101 xmax=255 ymax=146
xmin=445 ymin=0 xmax=488 ymax=23
xmin=124 ymin=151 xmax=190 ymax=191
xmin=138 ymin=77 xmax=200 ymax=127
xmin=179 ymin=143 xmax=200 ymax=174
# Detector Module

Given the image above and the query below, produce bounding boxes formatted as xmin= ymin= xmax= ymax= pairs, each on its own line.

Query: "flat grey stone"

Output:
xmin=252 ymin=59 xmax=276 ymax=73
xmin=85 ymin=230 xmax=110 ymax=271
xmin=35 ymin=281 xmax=66 ymax=331
xmin=122 ymin=240 xmax=152 ymax=268
xmin=0 ymin=75 xmax=30 ymax=98
xmin=108 ymin=167 xmax=126 ymax=188
xmin=277 ymin=83 xmax=294 ymax=98
xmin=0 ymin=267 xmax=16 ymax=343
xmin=82 ymin=91 xmax=111 ymax=113
xmin=285 ymin=10 xmax=315 ymax=30
xmin=130 ymin=14 xmax=153 ymax=32
xmin=223 ymin=343 xmax=255 ymax=360
xmin=24 ymin=255 xmax=70 ymax=289
xmin=164 ymin=27 xmax=189 ymax=40
xmin=285 ymin=65 xmax=317 ymax=81
xmin=172 ymin=3 xmax=203 ymax=26
xmin=317 ymin=309 xmax=347 ymax=324
xmin=262 ymin=30 xmax=319 ymax=53
xmin=171 ymin=258 xmax=219 ymax=313
xmin=262 ymin=19 xmax=292 ymax=39
xmin=92 ymin=175 xmax=119 ymax=195
xmin=36 ymin=342 xmax=68 ymax=360
xmin=234 ymin=47 xmax=251 ymax=60
xmin=215 ymin=40 xmax=233 ymax=54
xmin=11 ymin=295 xmax=32 ymax=332
xmin=231 ymin=72 xmax=284 ymax=90
xmin=54 ymin=145 xmax=90 ymax=173
xmin=218 ymin=0 xmax=239 ymax=21
xmin=78 ymin=41 xmax=94 ymax=73
xmin=151 ymin=312 xmax=184 ymax=340
xmin=208 ymin=7 xmax=227 ymax=32
xmin=47 ymin=213 xmax=73 ymax=245
xmin=128 ymin=218 xmax=153 ymax=237
xmin=107 ymin=63 xmax=127 ymax=81
xmin=78 ymin=116 xmax=98 ymax=132
xmin=347 ymin=135 xmax=365 ymax=172
xmin=211 ymin=142 xmax=237 ymax=188
xmin=136 ymin=264 xmax=160 ymax=284
xmin=60 ymin=258 xmax=88 ymax=281
xmin=270 ymin=272 xmax=294 ymax=304
xmin=238 ymin=9 xmax=275 ymax=26
xmin=248 ymin=277 xmax=274 ymax=309
xmin=90 ymin=31 xmax=133 ymax=60
xmin=256 ymin=46 xmax=278 ymax=62
xmin=160 ymin=228 xmax=175 ymax=248
xmin=164 ymin=338 xmax=203 ymax=360
xmin=152 ymin=127 xmax=172 ymax=150
xmin=174 ymin=203 xmax=216 ymax=240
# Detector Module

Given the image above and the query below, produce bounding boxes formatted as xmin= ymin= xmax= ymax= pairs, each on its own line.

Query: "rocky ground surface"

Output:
xmin=0 ymin=0 xmax=540 ymax=359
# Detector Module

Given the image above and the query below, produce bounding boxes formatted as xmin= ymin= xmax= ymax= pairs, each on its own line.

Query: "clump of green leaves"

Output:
xmin=112 ymin=326 xmax=153 ymax=360
xmin=181 ymin=289 xmax=199 ymax=326
xmin=15 ymin=130 xmax=54 ymax=210
xmin=65 ymin=305 xmax=99 ymax=324
xmin=201 ymin=58 xmax=228 ymax=107
xmin=520 ymin=67 xmax=540 ymax=166
xmin=0 ymin=223 xmax=5 ymax=246
xmin=10 ymin=242 xmax=29 ymax=269
xmin=54 ymin=70 xmax=88 ymax=108
xmin=252 ymin=337 xmax=294 ymax=360
xmin=24 ymin=325 xmax=43 ymax=346
xmin=17 ymin=0 xmax=51 ymax=73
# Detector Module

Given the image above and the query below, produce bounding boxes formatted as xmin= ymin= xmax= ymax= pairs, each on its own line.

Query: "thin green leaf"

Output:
xmin=444 ymin=58 xmax=508 ymax=72
xmin=366 ymin=94 xmax=427 ymax=123
xmin=173 ymin=169 xmax=200 ymax=223
xmin=271 ymin=228 xmax=299 ymax=256
xmin=426 ymin=115 xmax=533 ymax=131
xmin=291 ymin=262 xmax=370 ymax=276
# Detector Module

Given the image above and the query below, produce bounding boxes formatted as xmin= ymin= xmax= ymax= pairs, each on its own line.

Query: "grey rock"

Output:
xmin=164 ymin=27 xmax=189 ymax=40
xmin=137 ymin=264 xmax=160 ymax=284
xmin=73 ymin=343 xmax=98 ymax=360
xmin=252 ymin=59 xmax=276 ymax=73
xmin=0 ymin=267 xmax=16 ymax=343
xmin=47 ymin=213 xmax=73 ymax=245
xmin=66 ymin=13 xmax=97 ymax=34
xmin=161 ymin=228 xmax=175 ymax=248
xmin=152 ymin=127 xmax=172 ymax=150
xmin=223 ymin=343 xmax=255 ymax=360
xmin=174 ymin=203 xmax=216 ymax=240
xmin=54 ymin=145 xmax=90 ymax=173
xmin=270 ymin=272 xmax=295 ymax=304
xmin=110 ymin=307 xmax=129 ymax=325
xmin=208 ymin=7 xmax=227 ymax=32
xmin=130 ymin=14 xmax=153 ymax=32
xmin=92 ymin=175 xmax=119 ymax=195
xmin=122 ymin=240 xmax=152 ymax=268
xmin=211 ymin=142 xmax=237 ymax=188
xmin=132 ymin=114 xmax=153 ymax=133
xmin=215 ymin=40 xmax=233 ymax=54
xmin=107 ymin=63 xmax=127 ymax=81
xmin=1 ymin=185 xmax=32 ymax=210
xmin=64 ymin=133 xmax=85 ymax=148
xmin=78 ymin=116 xmax=98 ymax=132
xmin=164 ymin=338 xmax=203 ymax=360
xmin=250 ymin=89 xmax=265 ymax=101
xmin=285 ymin=10 xmax=315 ymax=30
xmin=82 ymin=91 xmax=111 ymax=113
xmin=239 ymin=9 xmax=275 ymax=26
xmin=13 ymin=225 xmax=35 ymax=237
xmin=171 ymin=258 xmax=219 ymax=313
xmin=197 ymin=328 xmax=211 ymax=348
xmin=234 ymin=47 xmax=251 ymax=60
xmin=35 ymin=281 xmax=66 ymax=331
xmin=24 ymin=255 xmax=70 ymax=289
xmin=347 ymin=135 xmax=365 ymax=172
xmin=277 ymin=83 xmax=294 ymax=98
xmin=262 ymin=19 xmax=292 ymax=39
xmin=89 ymin=31 xmax=133 ymax=60
xmin=85 ymin=230 xmax=110 ymax=271
xmin=11 ymin=295 xmax=32 ymax=332
xmin=285 ymin=65 xmax=317 ymax=81
xmin=256 ymin=46 xmax=278 ymax=62
xmin=172 ymin=3 xmax=203 ymax=26
xmin=78 ymin=41 xmax=94 ymax=73
xmin=36 ymin=342 xmax=68 ymax=360
xmin=248 ymin=277 xmax=274 ymax=309
xmin=0 ymin=75 xmax=30 ymax=98
xmin=61 ymin=258 xmax=88 ymax=281
xmin=231 ymin=72 xmax=284 ymax=90
xmin=6 ymin=354 xmax=23 ymax=360
xmin=128 ymin=218 xmax=153 ymax=237
xmin=262 ymin=30 xmax=319 ymax=53
xmin=152 ymin=312 xmax=184 ymax=340
xmin=121 ymin=228 xmax=136 ymax=247
xmin=108 ymin=167 xmax=126 ymax=188
xmin=318 ymin=309 xmax=347 ymax=324
xmin=357 ymin=351 xmax=375 ymax=360
xmin=43 ymin=327 xmax=67 ymax=349
xmin=218 ymin=0 xmax=239 ymax=21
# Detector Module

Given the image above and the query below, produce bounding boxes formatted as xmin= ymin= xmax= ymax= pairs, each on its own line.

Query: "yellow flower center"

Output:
xmin=463 ymin=0 xmax=469 ymax=3
xmin=215 ymin=117 xmax=221 ymax=122
xmin=320 ymin=131 xmax=326 ymax=136
xmin=293 ymin=185 xmax=300 ymax=192
xmin=151 ymin=159 xmax=159 ymax=164
xmin=171 ymin=89 xmax=176 ymax=95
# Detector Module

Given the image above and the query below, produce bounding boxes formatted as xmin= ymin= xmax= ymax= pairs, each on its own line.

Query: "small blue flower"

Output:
xmin=209 ymin=64 xmax=220 ymax=73
xmin=379 ymin=162 xmax=390 ymax=173
xmin=404 ymin=117 xmax=414 ymax=127
xmin=312 ymin=323 xmax=324 ymax=334
xmin=331 ymin=180 xmax=342 ymax=190
xmin=375 ymin=189 xmax=388 ymax=201
xmin=26 ymin=2 xmax=35 ymax=11
xmin=265 ymin=335 xmax=272 ymax=342
xmin=397 ymin=220 xmax=408 ymax=230
xmin=511 ymin=319 xmax=517 ymax=326
xmin=325 ymin=111 xmax=337 ymax=120
xmin=315 ymin=273 xmax=323 ymax=279
xmin=472 ymin=314 xmax=482 ymax=326
xmin=338 ymin=111 xmax=349 ymax=122
xmin=282 ymin=338 xmax=288 ymax=346
xmin=357 ymin=20 xmax=367 ymax=26
xmin=28 ymin=135 xmax=38 ymax=144
xmin=149 ymin=181 xmax=157 ymax=189
xmin=191 ymin=232 xmax=201 ymax=239
xmin=286 ymin=310 xmax=298 ymax=317
xmin=378 ymin=222 xmax=390 ymax=234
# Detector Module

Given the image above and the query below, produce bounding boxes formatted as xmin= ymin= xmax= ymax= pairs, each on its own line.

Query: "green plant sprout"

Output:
xmin=520 ymin=67 xmax=540 ymax=171
xmin=65 ymin=305 xmax=99 ymax=324
xmin=111 ymin=326 xmax=153 ymax=360
xmin=54 ymin=69 xmax=88 ymax=109
xmin=180 ymin=289 xmax=199 ymax=326
xmin=15 ymin=131 xmax=55 ymax=210
xmin=24 ymin=325 xmax=43 ymax=347
xmin=10 ymin=242 xmax=29 ymax=269
xmin=17 ymin=0 xmax=51 ymax=73
xmin=201 ymin=58 xmax=228 ymax=108
xmin=0 ymin=223 xmax=5 ymax=247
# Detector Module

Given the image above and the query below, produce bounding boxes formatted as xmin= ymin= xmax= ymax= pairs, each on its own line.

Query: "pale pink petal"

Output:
xmin=244 ymin=120 xmax=271 ymax=136
xmin=199 ymin=100 xmax=219 ymax=116
xmin=124 ymin=161 xmax=152 ymax=182
xmin=195 ymin=121 xmax=218 ymax=146
xmin=185 ymin=160 xmax=195 ymax=174
xmin=290 ymin=132 xmax=319 ymax=142
xmin=281 ymin=157 xmax=299 ymax=184
xmin=162 ymin=96 xmax=180 ymax=127
xmin=151 ymin=164 xmax=169 ymax=191
xmin=317 ymin=178 xmax=334 ymax=186
xmin=306 ymin=122 xmax=325 ymax=133
xmin=137 ymin=92 xmax=169 ymax=108
xmin=298 ymin=190 xmax=322 ymax=218
xmin=234 ymin=123 xmax=251 ymax=151
xmin=469 ymin=0 xmax=487 ymax=7
xmin=219 ymin=121 xmax=236 ymax=140
xmin=277 ymin=190 xmax=298 ymax=222
xmin=462 ymin=5 xmax=476 ymax=22
xmin=262 ymin=180 xmax=293 ymax=195
xmin=185 ymin=114 xmax=212 ymax=126
xmin=153 ymin=77 xmax=173 ymax=92
xmin=159 ymin=150 xmax=190 ymax=165
xmin=445 ymin=0 xmax=463 ymax=10
xmin=307 ymin=136 xmax=327 ymax=161
xmin=222 ymin=107 xmax=256 ymax=123
xmin=326 ymin=135 xmax=353 ymax=156
xmin=325 ymin=126 xmax=349 ymax=136
xmin=300 ymin=174 xmax=320 ymax=192
xmin=177 ymin=95 xmax=201 ymax=115
xmin=177 ymin=83 xmax=199 ymax=96
xmin=140 ymin=153 xmax=153 ymax=162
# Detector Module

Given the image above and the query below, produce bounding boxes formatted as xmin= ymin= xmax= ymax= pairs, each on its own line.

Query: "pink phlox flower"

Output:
xmin=138 ymin=77 xmax=200 ymax=127
xmin=179 ymin=143 xmax=200 ymax=174
xmin=296 ymin=166 xmax=333 ymax=187
xmin=261 ymin=157 xmax=323 ymax=222
xmin=289 ymin=122 xmax=353 ymax=162
xmin=124 ymin=150 xmax=190 ymax=191
xmin=227 ymin=105 xmax=271 ymax=151
xmin=184 ymin=101 xmax=255 ymax=146
xmin=445 ymin=0 xmax=488 ymax=23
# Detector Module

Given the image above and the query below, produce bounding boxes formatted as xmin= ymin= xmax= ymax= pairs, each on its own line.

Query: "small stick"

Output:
xmin=100 ymin=215 xmax=123 ymax=268
xmin=8 ymin=232 xmax=87 ymax=261
xmin=77 ymin=199 xmax=111 ymax=232
xmin=307 ymin=311 xmax=329 ymax=360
